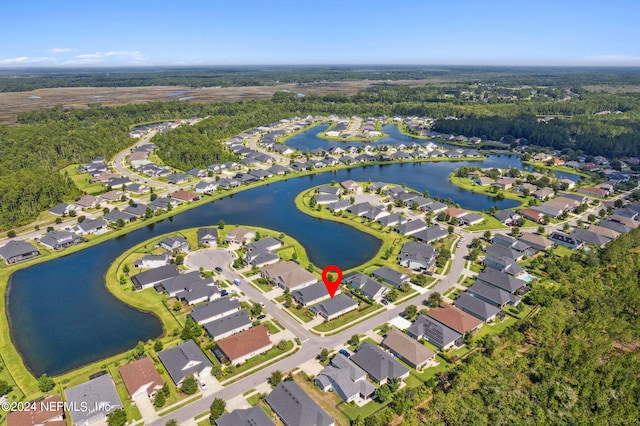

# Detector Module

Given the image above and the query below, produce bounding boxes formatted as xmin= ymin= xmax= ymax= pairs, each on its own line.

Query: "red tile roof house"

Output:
xmin=170 ymin=189 xmax=201 ymax=202
xmin=577 ymin=186 xmax=609 ymax=198
xmin=519 ymin=208 xmax=545 ymax=223
xmin=216 ymin=325 xmax=273 ymax=365
xmin=118 ymin=356 xmax=165 ymax=398
xmin=6 ymin=395 xmax=65 ymax=426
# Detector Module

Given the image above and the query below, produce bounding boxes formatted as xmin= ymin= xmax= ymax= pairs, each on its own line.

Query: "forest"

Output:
xmin=3 ymin=73 xmax=640 ymax=230
xmin=398 ymin=229 xmax=640 ymax=425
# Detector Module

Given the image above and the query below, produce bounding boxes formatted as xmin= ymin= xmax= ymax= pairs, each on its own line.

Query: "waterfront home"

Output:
xmin=341 ymin=180 xmax=362 ymax=193
xmin=313 ymin=194 xmax=339 ymax=205
xmin=317 ymin=185 xmax=342 ymax=196
xmin=64 ymin=374 xmax=123 ymax=426
xmin=350 ymin=342 xmax=410 ymax=385
xmin=194 ymin=180 xmax=218 ymax=194
xmin=170 ymin=189 xmax=200 ymax=203
xmin=493 ymin=209 xmax=521 ymax=226
xmin=398 ymin=241 xmax=437 ymax=271
xmin=327 ymin=200 xmax=352 ymax=212
xmin=215 ymin=325 xmax=273 ymax=365
xmin=6 ymin=395 xmax=63 ymax=426
xmin=378 ymin=212 xmax=407 ymax=227
xmin=381 ymin=329 xmax=436 ymax=370
xmin=459 ymin=213 xmax=484 ymax=226
xmin=315 ymin=354 xmax=376 ymax=403
xmin=133 ymin=252 xmax=170 ymax=269
xmin=225 ymin=227 xmax=256 ymax=244
xmin=158 ymin=235 xmax=189 ymax=252
xmin=131 ymin=264 xmax=180 ymax=290
xmin=39 ymin=231 xmax=83 ymax=250
xmin=197 ymin=228 xmax=218 ymax=245
xmin=394 ymin=219 xmax=428 ymax=236
xmin=118 ymin=356 xmax=164 ymax=398
xmin=158 ymin=340 xmax=213 ymax=386
xmin=104 ymin=209 xmax=136 ymax=223
xmin=267 ymin=381 xmax=335 ymax=426
xmin=0 ymin=240 xmax=40 ymax=264
xmin=292 ymin=281 xmax=333 ymax=306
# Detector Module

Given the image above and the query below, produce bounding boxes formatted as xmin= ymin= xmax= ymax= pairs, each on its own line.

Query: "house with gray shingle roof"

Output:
xmin=0 ymin=240 xmax=40 ymax=264
xmin=310 ymin=294 xmax=358 ymax=320
xmin=216 ymin=406 xmax=275 ymax=426
xmin=350 ymin=342 xmax=410 ymax=385
xmin=292 ymin=281 xmax=332 ymax=307
xmin=39 ymin=231 xmax=84 ymax=250
xmin=454 ymin=292 xmax=502 ymax=322
xmin=197 ymin=228 xmax=218 ymax=245
xmin=372 ymin=266 xmax=409 ymax=288
xmin=476 ymin=268 xmax=527 ymax=294
xmin=315 ymin=354 xmax=375 ymax=403
xmin=468 ymin=281 xmax=521 ymax=308
xmin=189 ymin=298 xmax=240 ymax=325
xmin=398 ymin=242 xmax=437 ymax=271
xmin=157 ymin=340 xmax=213 ymax=386
xmin=345 ymin=273 xmax=388 ymax=301
xmin=64 ymin=374 xmax=123 ymax=426
xmin=131 ymin=264 xmax=180 ymax=290
xmin=394 ymin=219 xmax=427 ymax=236
xmin=203 ymin=310 xmax=252 ymax=340
xmin=266 ymin=381 xmax=335 ymax=426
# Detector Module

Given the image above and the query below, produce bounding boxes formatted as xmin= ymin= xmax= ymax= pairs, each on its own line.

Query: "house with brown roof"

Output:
xmin=216 ymin=325 xmax=273 ymax=365
xmin=445 ymin=207 xmax=468 ymax=218
xmin=76 ymin=194 xmax=100 ymax=209
xmin=519 ymin=208 xmax=545 ymax=223
xmin=340 ymin=180 xmax=362 ymax=193
xmin=519 ymin=232 xmax=554 ymax=251
xmin=118 ymin=356 xmax=164 ymax=398
xmin=495 ymin=177 xmax=516 ymax=190
xmin=6 ymin=395 xmax=65 ymax=426
xmin=260 ymin=260 xmax=300 ymax=278
xmin=427 ymin=304 xmax=483 ymax=335
xmin=577 ymin=187 xmax=608 ymax=198
xmin=170 ymin=189 xmax=200 ymax=202
xmin=225 ymin=227 xmax=256 ymax=244
xmin=273 ymin=267 xmax=317 ymax=291
xmin=381 ymin=329 xmax=436 ymax=370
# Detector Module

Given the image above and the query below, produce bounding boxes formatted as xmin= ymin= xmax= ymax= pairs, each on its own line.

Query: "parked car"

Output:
xmin=200 ymin=381 xmax=207 ymax=390
xmin=233 ymin=278 xmax=242 ymax=286
xmin=339 ymin=349 xmax=351 ymax=357
xmin=425 ymin=271 xmax=434 ymax=276
xmin=215 ymin=266 xmax=223 ymax=272
xmin=257 ymin=314 xmax=266 ymax=320
xmin=381 ymin=299 xmax=389 ymax=306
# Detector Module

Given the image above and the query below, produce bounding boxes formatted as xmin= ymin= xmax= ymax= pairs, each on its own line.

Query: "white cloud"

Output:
xmin=75 ymin=51 xmax=144 ymax=62
xmin=0 ymin=56 xmax=56 ymax=64
xmin=48 ymin=47 xmax=71 ymax=54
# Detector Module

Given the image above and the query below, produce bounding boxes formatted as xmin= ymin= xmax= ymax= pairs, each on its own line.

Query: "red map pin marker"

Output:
xmin=322 ymin=265 xmax=343 ymax=298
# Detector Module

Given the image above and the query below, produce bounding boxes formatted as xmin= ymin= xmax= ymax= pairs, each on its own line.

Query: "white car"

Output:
xmin=200 ymin=381 xmax=207 ymax=390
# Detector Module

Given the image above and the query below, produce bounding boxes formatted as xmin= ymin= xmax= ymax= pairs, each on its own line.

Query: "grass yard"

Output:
xmin=313 ymin=303 xmax=381 ymax=333
xmin=286 ymin=305 xmax=315 ymax=323
xmin=246 ymin=393 xmax=262 ymax=406
xmin=223 ymin=340 xmax=294 ymax=380
xmin=466 ymin=213 xmax=509 ymax=231
xmin=293 ymin=373 xmax=351 ymax=425
xmin=262 ymin=320 xmax=280 ymax=335
xmin=60 ymin=164 xmax=106 ymax=195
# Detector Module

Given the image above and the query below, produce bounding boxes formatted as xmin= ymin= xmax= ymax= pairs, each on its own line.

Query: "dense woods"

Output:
xmin=407 ymin=230 xmax=640 ymax=425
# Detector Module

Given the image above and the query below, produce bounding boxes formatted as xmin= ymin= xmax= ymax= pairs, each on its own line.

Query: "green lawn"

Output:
xmin=246 ymin=393 xmax=262 ymax=406
xmin=466 ymin=213 xmax=509 ymax=231
xmin=223 ymin=341 xmax=294 ymax=380
xmin=251 ymin=279 xmax=274 ymax=293
xmin=262 ymin=320 xmax=280 ymax=335
xmin=286 ymin=306 xmax=315 ymax=323
xmin=313 ymin=304 xmax=381 ymax=332
xmin=60 ymin=164 xmax=106 ymax=195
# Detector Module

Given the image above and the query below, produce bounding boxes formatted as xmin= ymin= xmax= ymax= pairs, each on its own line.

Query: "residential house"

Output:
xmin=347 ymin=202 xmax=372 ymax=217
xmin=327 ymin=200 xmax=352 ymax=212
xmin=476 ymin=268 xmax=528 ymax=294
xmin=124 ymin=203 xmax=149 ymax=218
xmin=99 ymin=190 xmax=125 ymax=203
xmin=468 ymin=282 xmax=521 ymax=307
xmin=315 ymin=353 xmax=376 ymax=403
xmin=577 ymin=187 xmax=608 ymax=198
xmin=76 ymin=195 xmax=100 ymax=209
xmin=381 ymin=329 xmax=436 ymax=370
xmin=194 ymin=181 xmax=218 ymax=194
xmin=292 ymin=281 xmax=332 ymax=307
xmin=599 ymin=220 xmax=633 ymax=234
xmin=519 ymin=232 xmax=554 ymax=251
xmin=131 ymin=264 xmax=180 ymax=290
xmin=216 ymin=325 xmax=273 ymax=365
xmin=189 ymin=298 xmax=240 ymax=324
xmin=158 ymin=235 xmax=189 ymax=252
xmin=394 ymin=219 xmax=428 ymax=236
xmin=158 ymin=340 xmax=213 ymax=385
xmin=345 ymin=273 xmax=388 ymax=301
xmin=398 ymin=241 xmax=437 ymax=271
xmin=549 ymin=231 xmax=584 ymax=250
xmin=313 ymin=194 xmax=339 ymax=205
xmin=372 ymin=266 xmax=409 ymax=288
xmin=133 ymin=252 xmax=170 ymax=269
xmin=532 ymin=188 xmax=555 ymax=200
xmin=225 ymin=227 xmax=256 ymax=244
xmin=519 ymin=208 xmax=545 ymax=223
xmin=204 ymin=310 xmax=252 ymax=340
xmin=494 ymin=210 xmax=521 ymax=226
xmin=118 ymin=357 xmax=164 ymax=398
xmin=246 ymin=237 xmax=282 ymax=252
xmin=413 ymin=226 xmax=449 ymax=244
xmin=310 ymin=294 xmax=358 ymax=320
xmin=317 ymin=185 xmax=342 ymax=196
xmin=170 ymin=190 xmax=200 ymax=203
xmin=495 ymin=177 xmax=516 ymax=190
xmin=378 ymin=213 xmax=407 ymax=227
xmin=166 ymin=173 xmax=189 ymax=184
xmin=48 ymin=202 xmax=79 ymax=216
xmin=64 ymin=374 xmax=123 ymax=426
xmin=427 ymin=304 xmax=483 ymax=335
xmin=350 ymin=342 xmax=410 ymax=385
xmin=571 ymin=229 xmax=611 ymax=247
xmin=5 ymin=395 xmax=64 ymax=426
xmin=459 ymin=213 xmax=484 ymax=226
xmin=485 ymin=244 xmax=523 ymax=262
xmin=588 ymin=224 xmax=621 ymax=239
xmin=216 ymin=407 xmax=275 ymax=426
xmin=39 ymin=231 xmax=83 ymax=250
xmin=341 ymin=180 xmax=362 ymax=193
xmin=474 ymin=177 xmax=495 ymax=186
xmin=73 ymin=218 xmax=108 ymax=235
xmin=266 ymin=381 xmax=335 ymax=426
xmin=0 ymin=240 xmax=40 ymax=264
xmin=406 ymin=314 xmax=464 ymax=350
xmin=197 ymin=228 xmax=218 ymax=245
xmin=454 ymin=292 xmax=502 ymax=322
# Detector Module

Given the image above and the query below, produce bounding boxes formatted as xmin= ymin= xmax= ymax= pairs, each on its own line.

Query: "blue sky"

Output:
xmin=2 ymin=0 xmax=639 ymax=67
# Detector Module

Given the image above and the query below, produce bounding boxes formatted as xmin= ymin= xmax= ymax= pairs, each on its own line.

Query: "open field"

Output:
xmin=0 ymin=79 xmax=444 ymax=124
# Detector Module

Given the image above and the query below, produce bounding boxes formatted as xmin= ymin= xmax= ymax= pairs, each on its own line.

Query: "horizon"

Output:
xmin=2 ymin=0 xmax=639 ymax=68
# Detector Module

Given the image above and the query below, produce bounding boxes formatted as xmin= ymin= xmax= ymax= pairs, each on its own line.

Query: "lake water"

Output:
xmin=7 ymin=148 xmax=579 ymax=375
